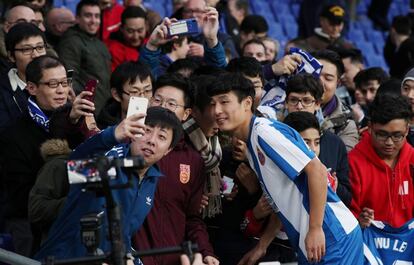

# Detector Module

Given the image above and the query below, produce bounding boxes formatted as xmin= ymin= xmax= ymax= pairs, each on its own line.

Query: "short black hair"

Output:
xmin=162 ymin=35 xmax=187 ymax=54
xmin=240 ymin=15 xmax=268 ymax=34
xmin=111 ymin=61 xmax=153 ymax=97
xmin=154 ymin=74 xmax=193 ymax=108
xmin=5 ymin=22 xmax=46 ymax=52
xmin=376 ymin=78 xmax=402 ymax=97
xmin=26 ymin=55 xmax=65 ymax=85
xmin=312 ymin=49 xmax=345 ymax=78
xmin=353 ymin=67 xmax=389 ymax=90
xmin=241 ymin=38 xmax=266 ymax=55
xmin=207 ymin=72 xmax=255 ymax=111
xmin=285 ymin=73 xmax=324 ymax=101
xmin=191 ymin=64 xmax=226 ymax=76
xmin=369 ymin=94 xmax=412 ymax=124
xmin=145 ymin=106 xmax=183 ymax=148
xmin=121 ymin=6 xmax=147 ymax=25
xmin=283 ymin=111 xmax=321 ymax=133
xmin=167 ymin=58 xmax=200 ymax=77
xmin=226 ymin=56 xmax=264 ymax=84
xmin=191 ymin=75 xmax=216 ymax=112
xmin=328 ymin=46 xmax=364 ymax=65
xmin=392 ymin=15 xmax=412 ymax=35
xmin=76 ymin=0 xmax=99 ymax=16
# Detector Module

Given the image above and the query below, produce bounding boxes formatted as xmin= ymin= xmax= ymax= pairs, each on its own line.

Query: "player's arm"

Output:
xmin=304 ymin=158 xmax=327 ymax=263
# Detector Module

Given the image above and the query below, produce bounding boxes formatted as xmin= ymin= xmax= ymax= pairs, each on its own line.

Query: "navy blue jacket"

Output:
xmin=35 ymin=126 xmax=162 ymax=262
xmin=319 ymin=130 xmax=352 ymax=206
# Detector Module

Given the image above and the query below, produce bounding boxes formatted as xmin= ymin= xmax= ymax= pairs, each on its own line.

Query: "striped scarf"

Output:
xmin=28 ymin=96 xmax=49 ymax=132
xmin=183 ymin=117 xmax=222 ymax=218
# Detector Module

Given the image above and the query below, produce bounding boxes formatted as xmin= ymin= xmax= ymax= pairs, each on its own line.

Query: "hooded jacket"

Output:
xmin=349 ymin=133 xmax=414 ymax=227
xmin=35 ymin=126 xmax=161 ymax=263
xmin=28 ymin=139 xmax=72 ymax=242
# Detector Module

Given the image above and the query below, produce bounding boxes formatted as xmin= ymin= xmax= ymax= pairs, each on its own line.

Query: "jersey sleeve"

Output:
xmin=255 ymin=121 xmax=315 ymax=181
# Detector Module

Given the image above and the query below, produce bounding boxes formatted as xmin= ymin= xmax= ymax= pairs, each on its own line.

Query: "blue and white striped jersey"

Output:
xmin=363 ymin=219 xmax=414 ymax=265
xmin=246 ymin=116 xmax=359 ymax=262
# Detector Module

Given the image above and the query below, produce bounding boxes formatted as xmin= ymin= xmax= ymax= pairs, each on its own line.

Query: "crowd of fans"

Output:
xmin=0 ymin=0 xmax=414 ymax=264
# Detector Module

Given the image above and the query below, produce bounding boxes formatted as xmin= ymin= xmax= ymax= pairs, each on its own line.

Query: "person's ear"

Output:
xmin=26 ymin=81 xmax=37 ymax=96
xmin=111 ymin=88 xmax=122 ymax=103
xmin=314 ymin=100 xmax=321 ymax=111
xmin=243 ymin=96 xmax=253 ymax=111
xmin=182 ymin=107 xmax=192 ymax=121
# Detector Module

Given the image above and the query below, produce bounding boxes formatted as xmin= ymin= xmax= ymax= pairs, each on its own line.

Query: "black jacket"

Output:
xmin=319 ymin=130 xmax=352 ymax=206
xmin=0 ymin=72 xmax=29 ymax=133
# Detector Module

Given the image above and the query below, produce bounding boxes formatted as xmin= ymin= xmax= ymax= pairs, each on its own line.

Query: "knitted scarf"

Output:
xmin=28 ymin=97 xmax=49 ymax=132
xmin=183 ymin=117 xmax=222 ymax=218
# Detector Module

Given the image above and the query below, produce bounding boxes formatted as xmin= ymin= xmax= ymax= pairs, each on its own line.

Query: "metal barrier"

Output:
xmin=0 ymin=248 xmax=41 ymax=265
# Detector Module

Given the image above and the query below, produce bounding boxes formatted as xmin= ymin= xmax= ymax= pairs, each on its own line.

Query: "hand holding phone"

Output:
xmin=168 ymin=18 xmax=200 ymax=37
xmin=83 ymin=79 xmax=98 ymax=103
xmin=127 ymin=97 xmax=148 ymax=137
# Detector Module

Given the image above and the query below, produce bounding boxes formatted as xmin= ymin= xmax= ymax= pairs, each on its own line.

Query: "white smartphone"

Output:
xmin=222 ymin=176 xmax=235 ymax=194
xmin=126 ymin=96 xmax=148 ymax=121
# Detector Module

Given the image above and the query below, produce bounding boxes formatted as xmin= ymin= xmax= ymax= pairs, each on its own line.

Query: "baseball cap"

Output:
xmin=320 ymin=4 xmax=345 ymax=25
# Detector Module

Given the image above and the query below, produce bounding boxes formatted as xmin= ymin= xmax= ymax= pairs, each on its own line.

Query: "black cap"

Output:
xmin=320 ymin=4 xmax=345 ymax=25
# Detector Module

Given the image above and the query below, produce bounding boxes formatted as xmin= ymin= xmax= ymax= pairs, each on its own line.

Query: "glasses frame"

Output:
xmin=150 ymin=96 xmax=186 ymax=111
xmin=286 ymin=97 xmax=316 ymax=107
xmin=373 ymin=131 xmax=406 ymax=143
xmin=14 ymin=44 xmax=47 ymax=55
xmin=37 ymin=78 xmax=73 ymax=88
xmin=122 ymin=89 xmax=152 ymax=98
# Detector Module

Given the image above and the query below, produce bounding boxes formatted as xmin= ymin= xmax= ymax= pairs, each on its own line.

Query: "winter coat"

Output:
xmin=57 ymin=26 xmax=111 ymax=116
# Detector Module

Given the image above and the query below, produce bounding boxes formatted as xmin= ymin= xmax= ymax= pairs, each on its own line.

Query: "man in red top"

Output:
xmin=349 ymin=94 xmax=414 ymax=228
xmin=133 ymin=74 xmax=218 ymax=265
xmin=107 ymin=6 xmax=147 ymax=71
xmin=99 ymin=0 xmax=124 ymax=43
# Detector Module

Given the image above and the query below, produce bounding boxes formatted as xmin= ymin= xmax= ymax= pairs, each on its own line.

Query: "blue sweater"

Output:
xmin=35 ymin=126 xmax=162 ymax=262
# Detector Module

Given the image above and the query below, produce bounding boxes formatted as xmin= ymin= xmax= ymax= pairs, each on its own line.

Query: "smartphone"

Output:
xmin=168 ymin=18 xmax=200 ymax=37
xmin=127 ymin=96 xmax=148 ymax=120
xmin=84 ymin=79 xmax=98 ymax=102
xmin=222 ymin=176 xmax=235 ymax=194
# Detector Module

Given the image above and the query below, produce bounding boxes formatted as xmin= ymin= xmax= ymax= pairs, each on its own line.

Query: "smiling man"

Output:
xmin=35 ymin=106 xmax=182 ymax=263
xmin=349 ymin=94 xmax=414 ymax=228
xmin=0 ymin=55 xmax=93 ymax=256
xmin=134 ymin=74 xmax=219 ymax=265
xmin=206 ymin=72 xmax=363 ymax=265
xmin=57 ymin=0 xmax=111 ymax=116
xmin=108 ymin=6 xmax=147 ymax=71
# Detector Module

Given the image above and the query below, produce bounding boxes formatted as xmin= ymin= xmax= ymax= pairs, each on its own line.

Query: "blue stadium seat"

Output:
xmin=268 ymin=23 xmax=285 ymax=40
xmin=283 ymin=23 xmax=298 ymax=39
xmin=373 ymin=41 xmax=384 ymax=55
xmin=355 ymin=41 xmax=376 ymax=56
xmin=291 ymin=4 xmax=300 ymax=18
xmin=347 ymin=29 xmax=365 ymax=43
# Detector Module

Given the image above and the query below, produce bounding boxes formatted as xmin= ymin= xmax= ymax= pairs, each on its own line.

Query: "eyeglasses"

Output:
xmin=14 ymin=44 xmax=46 ymax=55
xmin=286 ymin=97 xmax=316 ymax=107
xmin=151 ymin=96 xmax=185 ymax=111
xmin=123 ymin=89 xmax=152 ymax=98
xmin=38 ymin=78 xmax=72 ymax=88
xmin=373 ymin=131 xmax=406 ymax=143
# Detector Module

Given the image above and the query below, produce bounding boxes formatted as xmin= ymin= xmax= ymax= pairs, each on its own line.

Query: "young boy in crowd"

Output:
xmin=207 ymin=72 xmax=363 ymax=264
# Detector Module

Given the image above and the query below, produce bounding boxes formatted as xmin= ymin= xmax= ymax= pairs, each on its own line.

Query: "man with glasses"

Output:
xmin=0 ymin=4 xmax=38 ymax=73
xmin=134 ymin=74 xmax=219 ymax=265
xmin=96 ymin=60 xmax=153 ymax=129
xmin=349 ymin=94 xmax=414 ymax=228
xmin=0 ymin=23 xmax=47 ymax=132
xmin=284 ymin=73 xmax=352 ymax=206
xmin=0 ymin=55 xmax=94 ymax=256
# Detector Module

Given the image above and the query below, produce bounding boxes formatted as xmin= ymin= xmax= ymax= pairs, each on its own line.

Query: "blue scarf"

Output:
xmin=28 ymin=97 xmax=49 ymax=132
xmin=277 ymin=47 xmax=323 ymax=90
